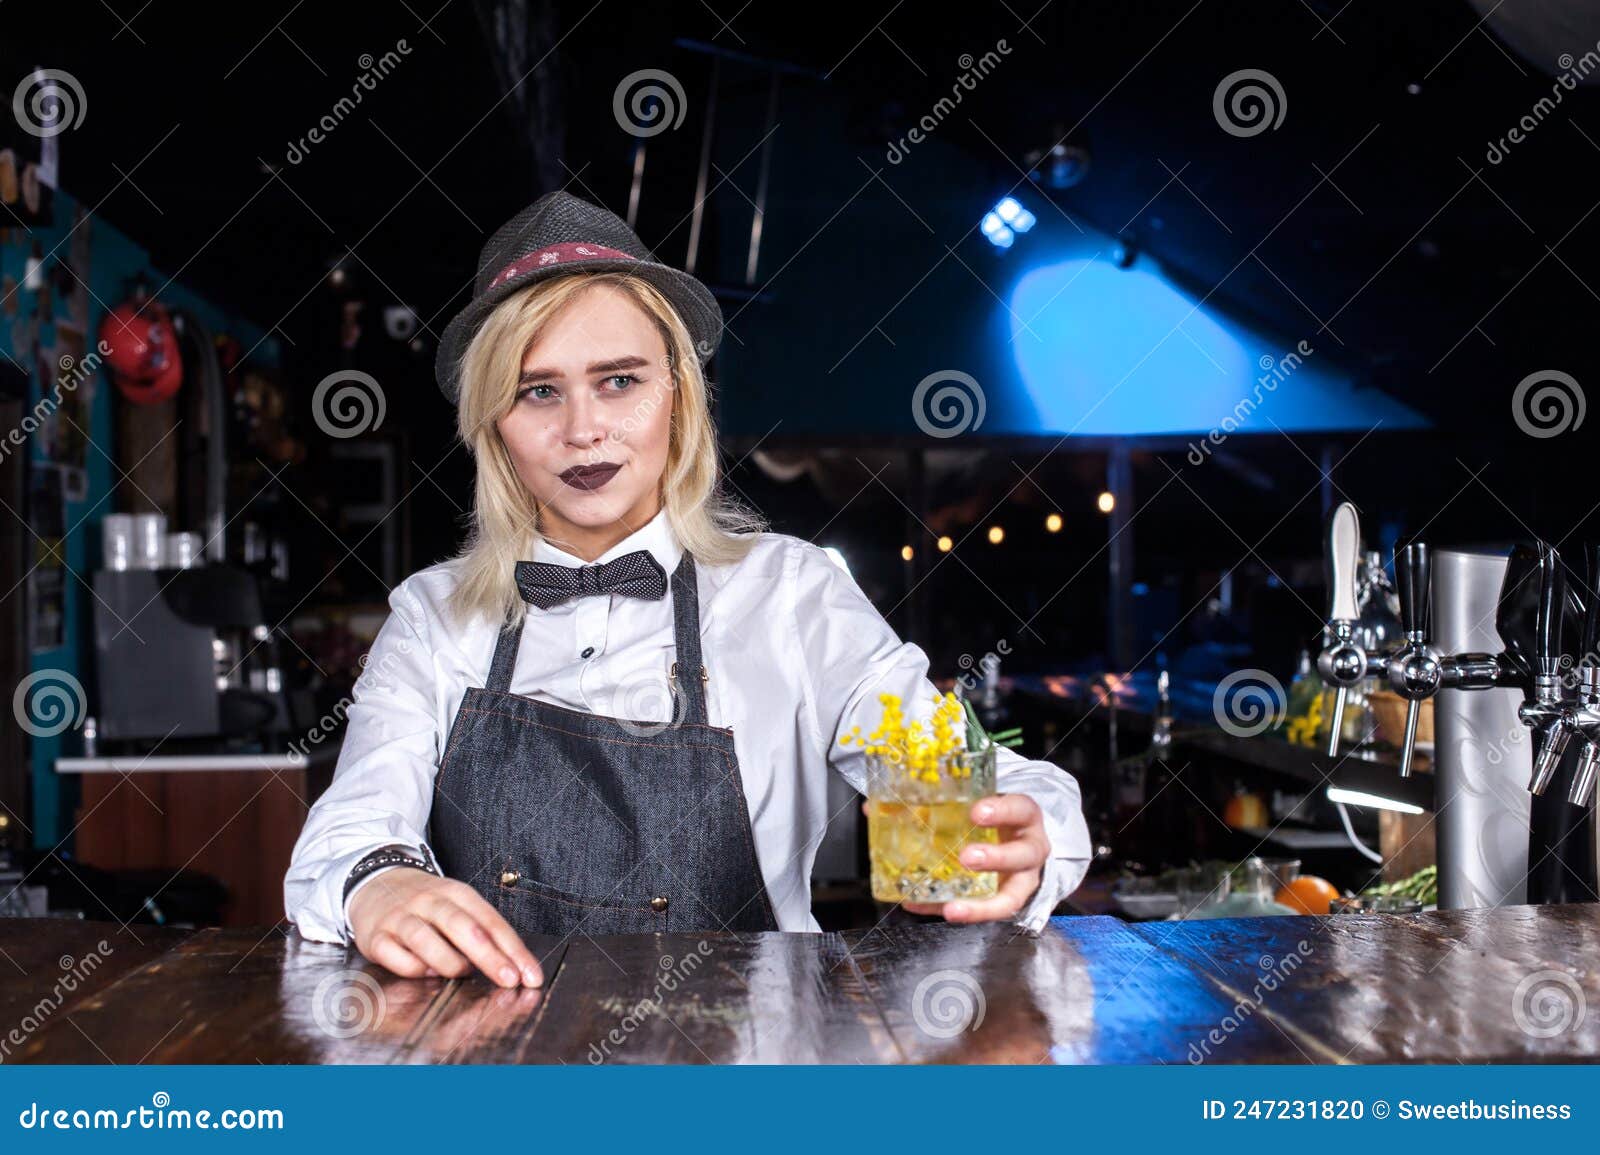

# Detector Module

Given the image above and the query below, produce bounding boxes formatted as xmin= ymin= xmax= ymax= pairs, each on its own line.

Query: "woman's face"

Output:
xmin=496 ymin=282 xmax=676 ymax=555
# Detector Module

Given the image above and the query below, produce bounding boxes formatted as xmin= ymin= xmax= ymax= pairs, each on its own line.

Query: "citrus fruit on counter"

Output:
xmin=1275 ymin=874 xmax=1341 ymax=914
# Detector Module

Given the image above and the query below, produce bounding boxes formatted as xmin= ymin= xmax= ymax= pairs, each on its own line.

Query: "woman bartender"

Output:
xmin=284 ymin=191 xmax=1092 ymax=989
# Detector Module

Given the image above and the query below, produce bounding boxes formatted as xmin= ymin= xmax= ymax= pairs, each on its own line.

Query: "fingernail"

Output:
xmin=946 ymin=902 xmax=968 ymax=918
xmin=499 ymin=966 xmax=520 ymax=986
xmin=976 ymin=804 xmax=993 ymax=821
xmin=523 ymin=967 xmax=542 ymax=987
xmin=965 ymin=846 xmax=987 ymax=865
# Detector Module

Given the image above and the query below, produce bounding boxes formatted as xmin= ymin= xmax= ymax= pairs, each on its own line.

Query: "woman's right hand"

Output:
xmin=347 ymin=869 xmax=543 ymax=988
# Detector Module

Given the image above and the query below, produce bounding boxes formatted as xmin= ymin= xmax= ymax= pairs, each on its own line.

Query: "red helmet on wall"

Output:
xmin=98 ymin=300 xmax=183 ymax=404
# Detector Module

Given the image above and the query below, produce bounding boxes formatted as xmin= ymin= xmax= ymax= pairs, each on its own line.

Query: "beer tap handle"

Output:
xmin=1320 ymin=503 xmax=1365 ymax=757
xmin=1534 ymin=542 xmax=1565 ymax=687
xmin=1581 ymin=543 xmax=1600 ymax=675
xmin=1392 ymin=542 xmax=1433 ymax=779
xmin=1528 ymin=542 xmax=1572 ymax=795
xmin=1326 ymin=503 xmax=1361 ymax=625
xmin=1396 ymin=542 xmax=1431 ymax=641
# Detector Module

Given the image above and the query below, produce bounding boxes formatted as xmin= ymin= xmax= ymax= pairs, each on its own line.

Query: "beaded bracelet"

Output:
xmin=342 ymin=843 xmax=440 ymax=904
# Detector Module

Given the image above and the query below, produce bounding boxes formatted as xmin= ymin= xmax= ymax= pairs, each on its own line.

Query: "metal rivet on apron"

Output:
xmin=650 ymin=896 xmax=669 ymax=912
xmin=499 ymin=870 xmax=521 ymax=887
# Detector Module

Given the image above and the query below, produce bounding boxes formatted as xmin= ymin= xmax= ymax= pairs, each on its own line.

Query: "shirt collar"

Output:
xmin=531 ymin=507 xmax=682 ymax=576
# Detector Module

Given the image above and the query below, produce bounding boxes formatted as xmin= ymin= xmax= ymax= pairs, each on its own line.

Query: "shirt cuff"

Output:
xmin=1011 ymin=854 xmax=1071 ymax=935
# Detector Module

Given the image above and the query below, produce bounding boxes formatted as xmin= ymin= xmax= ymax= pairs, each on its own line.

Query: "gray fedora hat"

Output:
xmin=434 ymin=190 xmax=724 ymax=404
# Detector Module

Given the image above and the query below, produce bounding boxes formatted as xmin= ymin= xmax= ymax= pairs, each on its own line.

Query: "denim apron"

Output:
xmin=429 ymin=555 xmax=779 ymax=939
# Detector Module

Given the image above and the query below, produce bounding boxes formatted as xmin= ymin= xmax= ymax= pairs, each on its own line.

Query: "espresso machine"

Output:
xmin=1317 ymin=502 xmax=1599 ymax=908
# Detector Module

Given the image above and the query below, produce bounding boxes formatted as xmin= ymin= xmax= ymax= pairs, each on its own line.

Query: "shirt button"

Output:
xmin=650 ymin=896 xmax=669 ymax=912
xmin=580 ymin=646 xmax=595 ymax=659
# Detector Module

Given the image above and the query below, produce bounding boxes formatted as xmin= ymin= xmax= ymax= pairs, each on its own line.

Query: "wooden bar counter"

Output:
xmin=2 ymin=906 xmax=1596 ymax=1064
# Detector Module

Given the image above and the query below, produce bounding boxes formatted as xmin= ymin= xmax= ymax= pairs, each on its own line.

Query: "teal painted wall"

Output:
xmin=2 ymin=189 xmax=278 ymax=847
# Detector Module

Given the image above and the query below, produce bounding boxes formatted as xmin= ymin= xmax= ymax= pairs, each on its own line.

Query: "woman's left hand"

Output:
xmin=866 ymin=792 xmax=1051 ymax=923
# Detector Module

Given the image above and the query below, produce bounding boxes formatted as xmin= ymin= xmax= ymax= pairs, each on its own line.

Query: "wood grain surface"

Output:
xmin=4 ymin=905 xmax=1597 ymax=1064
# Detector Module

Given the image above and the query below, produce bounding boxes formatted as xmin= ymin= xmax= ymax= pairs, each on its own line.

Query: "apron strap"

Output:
xmin=485 ymin=616 xmax=524 ymax=694
xmin=670 ymin=554 xmax=709 ymax=726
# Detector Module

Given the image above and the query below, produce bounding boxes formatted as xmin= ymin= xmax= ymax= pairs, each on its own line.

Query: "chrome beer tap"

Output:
xmin=1387 ymin=542 xmax=1441 ymax=778
xmin=1521 ymin=543 xmax=1577 ymax=796
xmin=1564 ymin=545 xmax=1600 ymax=806
xmin=1316 ymin=502 xmax=1595 ymax=804
xmin=1317 ymin=503 xmax=1379 ymax=757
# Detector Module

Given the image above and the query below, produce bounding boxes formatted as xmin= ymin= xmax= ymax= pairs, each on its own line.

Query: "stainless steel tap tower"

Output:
xmin=1316 ymin=502 xmax=1598 ymax=907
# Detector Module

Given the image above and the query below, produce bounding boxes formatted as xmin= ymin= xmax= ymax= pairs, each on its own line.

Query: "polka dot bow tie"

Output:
xmin=513 ymin=550 xmax=669 ymax=610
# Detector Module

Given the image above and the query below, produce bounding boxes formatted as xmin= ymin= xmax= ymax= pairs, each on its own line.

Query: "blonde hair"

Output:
xmin=444 ymin=270 xmax=763 ymax=630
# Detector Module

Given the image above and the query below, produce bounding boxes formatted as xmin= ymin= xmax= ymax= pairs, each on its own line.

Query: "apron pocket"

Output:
xmin=494 ymin=873 xmax=670 ymax=937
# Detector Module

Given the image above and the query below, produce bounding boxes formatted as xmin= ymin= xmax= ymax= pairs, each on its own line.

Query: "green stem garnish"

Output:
xmin=960 ymin=697 xmax=1024 ymax=751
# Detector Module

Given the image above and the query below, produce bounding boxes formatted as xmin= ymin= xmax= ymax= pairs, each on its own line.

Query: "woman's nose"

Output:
xmin=561 ymin=391 xmax=609 ymax=448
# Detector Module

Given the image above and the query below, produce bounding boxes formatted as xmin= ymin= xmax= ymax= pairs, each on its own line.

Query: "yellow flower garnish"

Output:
xmin=842 ymin=691 xmax=967 ymax=781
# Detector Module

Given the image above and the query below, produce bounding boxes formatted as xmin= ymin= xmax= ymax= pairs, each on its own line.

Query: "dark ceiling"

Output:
xmin=12 ymin=1 xmax=1600 ymax=422
xmin=9 ymin=0 xmax=1600 ymax=420
xmin=7 ymin=1 xmax=1600 ymax=607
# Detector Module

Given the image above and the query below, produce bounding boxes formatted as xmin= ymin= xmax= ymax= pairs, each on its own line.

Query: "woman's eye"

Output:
xmin=602 ymin=374 xmax=638 ymax=392
xmin=517 ymin=383 xmax=557 ymax=402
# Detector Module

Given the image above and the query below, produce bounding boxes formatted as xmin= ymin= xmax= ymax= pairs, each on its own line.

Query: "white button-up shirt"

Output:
xmin=284 ymin=510 xmax=1092 ymax=941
